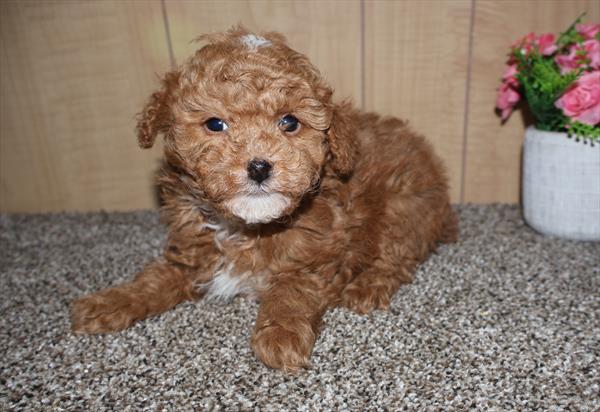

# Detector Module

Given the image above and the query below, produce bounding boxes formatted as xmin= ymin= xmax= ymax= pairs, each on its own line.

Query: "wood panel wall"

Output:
xmin=1 ymin=0 xmax=598 ymax=212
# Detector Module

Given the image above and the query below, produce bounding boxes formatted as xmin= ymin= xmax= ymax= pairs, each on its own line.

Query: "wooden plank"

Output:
xmin=464 ymin=0 xmax=600 ymax=203
xmin=164 ymin=0 xmax=362 ymax=107
xmin=0 ymin=0 xmax=170 ymax=212
xmin=363 ymin=0 xmax=473 ymax=203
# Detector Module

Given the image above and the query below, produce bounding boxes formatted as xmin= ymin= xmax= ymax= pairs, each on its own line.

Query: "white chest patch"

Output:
xmin=201 ymin=260 xmax=251 ymax=302
xmin=240 ymin=34 xmax=271 ymax=50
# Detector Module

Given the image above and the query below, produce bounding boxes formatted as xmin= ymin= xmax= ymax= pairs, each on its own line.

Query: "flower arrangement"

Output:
xmin=496 ymin=14 xmax=600 ymax=142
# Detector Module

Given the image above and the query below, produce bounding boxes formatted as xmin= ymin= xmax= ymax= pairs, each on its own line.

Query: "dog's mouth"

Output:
xmin=224 ymin=191 xmax=292 ymax=224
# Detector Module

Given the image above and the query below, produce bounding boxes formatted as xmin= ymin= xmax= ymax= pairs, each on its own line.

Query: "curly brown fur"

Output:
xmin=72 ymin=27 xmax=458 ymax=372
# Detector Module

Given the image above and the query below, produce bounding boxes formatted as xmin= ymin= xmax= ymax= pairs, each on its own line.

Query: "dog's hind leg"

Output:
xmin=340 ymin=258 xmax=414 ymax=315
xmin=71 ymin=260 xmax=197 ymax=334
xmin=340 ymin=203 xmax=456 ymax=315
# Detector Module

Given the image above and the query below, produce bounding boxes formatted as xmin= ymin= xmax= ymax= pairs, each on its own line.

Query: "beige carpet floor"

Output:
xmin=1 ymin=205 xmax=598 ymax=410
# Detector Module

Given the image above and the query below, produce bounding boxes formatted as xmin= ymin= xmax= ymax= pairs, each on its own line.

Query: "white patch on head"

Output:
xmin=225 ymin=193 xmax=291 ymax=224
xmin=240 ymin=34 xmax=271 ymax=50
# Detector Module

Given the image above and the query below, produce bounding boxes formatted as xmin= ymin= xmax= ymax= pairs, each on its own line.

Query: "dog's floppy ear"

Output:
xmin=327 ymin=101 xmax=358 ymax=178
xmin=136 ymin=71 xmax=180 ymax=148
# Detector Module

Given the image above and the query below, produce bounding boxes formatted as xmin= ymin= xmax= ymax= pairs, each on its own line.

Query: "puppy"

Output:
xmin=72 ymin=27 xmax=458 ymax=371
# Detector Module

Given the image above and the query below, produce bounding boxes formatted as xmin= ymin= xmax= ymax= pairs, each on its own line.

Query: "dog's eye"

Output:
xmin=205 ymin=117 xmax=229 ymax=132
xmin=278 ymin=114 xmax=300 ymax=133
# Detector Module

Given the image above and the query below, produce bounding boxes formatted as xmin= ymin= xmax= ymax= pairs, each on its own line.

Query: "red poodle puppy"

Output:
xmin=72 ymin=28 xmax=458 ymax=371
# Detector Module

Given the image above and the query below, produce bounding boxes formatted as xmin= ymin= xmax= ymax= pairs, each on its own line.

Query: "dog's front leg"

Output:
xmin=71 ymin=259 xmax=198 ymax=334
xmin=251 ymin=272 xmax=327 ymax=371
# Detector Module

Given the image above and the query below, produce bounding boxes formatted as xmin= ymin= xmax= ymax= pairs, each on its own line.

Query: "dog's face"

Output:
xmin=137 ymin=28 xmax=357 ymax=224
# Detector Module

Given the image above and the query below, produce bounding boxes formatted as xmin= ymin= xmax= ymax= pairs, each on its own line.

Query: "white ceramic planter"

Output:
xmin=522 ymin=126 xmax=600 ymax=241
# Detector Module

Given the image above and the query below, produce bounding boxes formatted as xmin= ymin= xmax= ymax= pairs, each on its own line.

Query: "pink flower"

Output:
xmin=582 ymin=39 xmax=600 ymax=69
xmin=502 ymin=64 xmax=520 ymax=87
xmin=555 ymin=40 xmax=600 ymax=74
xmin=576 ymin=23 xmax=600 ymax=40
xmin=536 ymin=33 xmax=558 ymax=55
xmin=511 ymin=32 xmax=557 ymax=56
xmin=555 ymin=48 xmax=581 ymax=74
xmin=555 ymin=71 xmax=600 ymax=126
xmin=512 ymin=32 xmax=536 ymax=52
xmin=496 ymin=82 xmax=520 ymax=121
xmin=496 ymin=63 xmax=521 ymax=120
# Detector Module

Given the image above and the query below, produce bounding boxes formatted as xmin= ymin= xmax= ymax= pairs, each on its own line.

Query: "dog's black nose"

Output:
xmin=247 ymin=159 xmax=272 ymax=183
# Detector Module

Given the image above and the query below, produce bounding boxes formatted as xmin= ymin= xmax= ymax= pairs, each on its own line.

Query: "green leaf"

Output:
xmin=567 ymin=121 xmax=600 ymax=143
xmin=516 ymin=51 xmax=579 ymax=130
xmin=556 ymin=12 xmax=587 ymax=48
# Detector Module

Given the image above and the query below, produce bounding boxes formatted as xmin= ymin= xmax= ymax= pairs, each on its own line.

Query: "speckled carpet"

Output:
xmin=0 ymin=205 xmax=598 ymax=410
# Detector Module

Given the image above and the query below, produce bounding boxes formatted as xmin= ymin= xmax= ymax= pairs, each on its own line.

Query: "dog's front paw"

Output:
xmin=71 ymin=290 xmax=141 ymax=334
xmin=251 ymin=321 xmax=316 ymax=372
